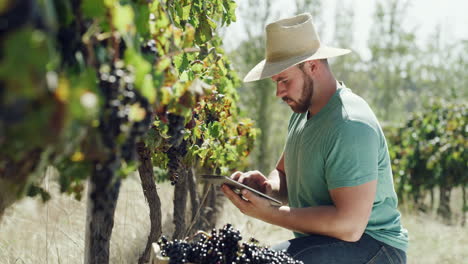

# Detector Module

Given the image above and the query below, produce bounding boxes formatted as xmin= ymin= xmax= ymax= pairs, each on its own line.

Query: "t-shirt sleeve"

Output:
xmin=324 ymin=121 xmax=379 ymax=190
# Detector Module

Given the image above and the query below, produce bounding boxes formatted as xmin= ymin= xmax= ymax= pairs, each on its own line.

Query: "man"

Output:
xmin=221 ymin=13 xmax=409 ymax=263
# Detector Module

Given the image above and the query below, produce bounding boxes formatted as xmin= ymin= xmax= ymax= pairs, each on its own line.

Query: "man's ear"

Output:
xmin=303 ymin=60 xmax=317 ymax=76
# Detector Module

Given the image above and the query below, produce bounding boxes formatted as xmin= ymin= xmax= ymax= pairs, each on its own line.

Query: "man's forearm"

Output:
xmin=267 ymin=169 xmax=288 ymax=203
xmin=265 ymin=205 xmax=364 ymax=242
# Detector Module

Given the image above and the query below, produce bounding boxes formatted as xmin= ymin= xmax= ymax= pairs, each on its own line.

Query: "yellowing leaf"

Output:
xmin=129 ymin=103 xmax=147 ymax=122
xmin=56 ymin=76 xmax=70 ymax=102
xmin=156 ymin=57 xmax=171 ymax=72
xmin=113 ymin=4 xmax=134 ymax=34
xmin=161 ymin=86 xmax=173 ymax=105
xmin=71 ymin=151 xmax=84 ymax=162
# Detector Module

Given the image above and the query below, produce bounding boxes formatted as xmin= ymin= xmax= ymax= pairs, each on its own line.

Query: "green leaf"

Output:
xmin=174 ymin=53 xmax=190 ymax=73
xmin=181 ymin=4 xmax=192 ymax=21
xmin=113 ymin=4 xmax=134 ymax=34
xmin=124 ymin=48 xmax=151 ymax=90
xmin=206 ymin=16 xmax=217 ymax=30
xmin=222 ymin=0 xmax=237 ymax=25
xmin=69 ymin=69 xmax=100 ymax=121
xmin=81 ymin=0 xmax=106 ymax=18
xmin=208 ymin=122 xmax=221 ymax=138
xmin=179 ymin=71 xmax=189 ymax=82
xmin=141 ymin=74 xmax=156 ymax=103
xmin=0 ymin=29 xmax=49 ymax=99
xmin=27 ymin=185 xmax=51 ymax=202
xmin=118 ymin=161 xmax=138 ymax=178
xmin=197 ymin=148 xmax=210 ymax=161
xmin=217 ymin=60 xmax=227 ymax=75
xmin=191 ymin=62 xmax=203 ymax=73
xmin=195 ymin=15 xmax=212 ymax=45
xmin=134 ymin=4 xmax=150 ymax=38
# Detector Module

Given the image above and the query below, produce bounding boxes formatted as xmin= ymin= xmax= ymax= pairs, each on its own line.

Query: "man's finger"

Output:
xmin=241 ymin=171 xmax=257 ymax=186
xmin=241 ymin=189 xmax=264 ymax=205
xmin=230 ymin=171 xmax=242 ymax=181
xmin=222 ymin=184 xmax=247 ymax=209
xmin=238 ymin=174 xmax=246 ymax=184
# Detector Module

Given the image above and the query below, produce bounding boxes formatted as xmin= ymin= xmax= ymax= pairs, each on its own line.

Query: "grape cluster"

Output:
xmin=167 ymin=113 xmax=186 ymax=147
xmin=164 ymin=113 xmax=188 ymax=185
xmin=99 ymin=69 xmax=127 ymax=149
xmin=99 ymin=68 xmax=151 ymax=161
xmin=141 ymin=39 xmax=158 ymax=55
xmin=237 ymin=240 xmax=302 ymax=264
xmin=157 ymin=224 xmax=303 ymax=264
xmin=166 ymin=139 xmax=188 ymax=185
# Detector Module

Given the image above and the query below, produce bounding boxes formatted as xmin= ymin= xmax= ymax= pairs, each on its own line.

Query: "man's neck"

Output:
xmin=308 ymin=78 xmax=337 ymax=118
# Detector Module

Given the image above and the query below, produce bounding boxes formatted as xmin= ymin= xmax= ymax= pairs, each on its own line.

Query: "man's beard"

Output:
xmin=283 ymin=76 xmax=313 ymax=113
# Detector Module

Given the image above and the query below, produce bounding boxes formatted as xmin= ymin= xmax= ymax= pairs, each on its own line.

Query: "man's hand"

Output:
xmin=230 ymin=171 xmax=273 ymax=196
xmin=221 ymin=184 xmax=278 ymax=221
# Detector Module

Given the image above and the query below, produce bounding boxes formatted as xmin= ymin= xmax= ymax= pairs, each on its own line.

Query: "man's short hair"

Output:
xmin=297 ymin=59 xmax=328 ymax=71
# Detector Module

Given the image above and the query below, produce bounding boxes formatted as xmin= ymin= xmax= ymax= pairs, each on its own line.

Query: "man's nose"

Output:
xmin=276 ymin=84 xmax=286 ymax=98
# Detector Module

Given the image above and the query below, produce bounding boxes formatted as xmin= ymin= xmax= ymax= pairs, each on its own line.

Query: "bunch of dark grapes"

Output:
xmin=167 ymin=113 xmax=186 ymax=147
xmin=157 ymin=224 xmax=303 ymax=264
xmin=204 ymin=108 xmax=219 ymax=125
xmin=99 ymin=68 xmax=151 ymax=161
xmin=121 ymin=83 xmax=152 ymax=162
xmin=140 ymin=39 xmax=159 ymax=65
xmin=165 ymin=113 xmax=187 ymax=185
xmin=99 ymin=69 xmax=126 ymax=150
xmin=141 ymin=39 xmax=157 ymax=55
xmin=166 ymin=139 xmax=188 ymax=185
xmin=238 ymin=239 xmax=302 ymax=264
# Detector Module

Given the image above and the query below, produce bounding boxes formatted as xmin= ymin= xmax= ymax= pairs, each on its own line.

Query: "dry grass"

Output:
xmin=0 ymin=173 xmax=466 ymax=263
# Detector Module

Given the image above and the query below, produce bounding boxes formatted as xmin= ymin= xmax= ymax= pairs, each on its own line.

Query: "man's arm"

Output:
xmin=269 ymin=180 xmax=376 ymax=242
xmin=222 ymin=179 xmax=376 ymax=242
xmin=266 ymin=152 xmax=288 ymax=204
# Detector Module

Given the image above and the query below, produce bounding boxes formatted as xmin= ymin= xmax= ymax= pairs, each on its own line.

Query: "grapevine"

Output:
xmin=386 ymin=99 xmax=467 ymax=222
xmin=1 ymin=0 xmax=257 ymax=263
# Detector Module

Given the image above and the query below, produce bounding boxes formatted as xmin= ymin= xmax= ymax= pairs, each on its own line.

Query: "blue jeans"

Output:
xmin=271 ymin=233 xmax=406 ymax=264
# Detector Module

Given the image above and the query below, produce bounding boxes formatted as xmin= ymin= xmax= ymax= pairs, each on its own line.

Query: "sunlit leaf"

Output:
xmin=113 ymin=4 xmax=135 ymax=34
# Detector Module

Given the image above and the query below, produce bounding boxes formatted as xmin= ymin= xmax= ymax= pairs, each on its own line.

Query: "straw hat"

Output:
xmin=243 ymin=13 xmax=351 ymax=82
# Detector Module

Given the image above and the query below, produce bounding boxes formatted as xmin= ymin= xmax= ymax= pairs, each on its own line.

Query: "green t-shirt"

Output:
xmin=284 ymin=83 xmax=409 ymax=252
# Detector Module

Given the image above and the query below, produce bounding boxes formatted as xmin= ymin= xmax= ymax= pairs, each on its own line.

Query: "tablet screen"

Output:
xmin=200 ymin=174 xmax=282 ymax=206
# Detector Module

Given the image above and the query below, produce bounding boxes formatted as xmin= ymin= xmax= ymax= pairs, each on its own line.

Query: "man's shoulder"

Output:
xmin=337 ymin=88 xmax=380 ymax=130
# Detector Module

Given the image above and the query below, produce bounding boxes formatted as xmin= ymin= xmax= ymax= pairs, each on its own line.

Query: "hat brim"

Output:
xmin=243 ymin=46 xmax=351 ymax=83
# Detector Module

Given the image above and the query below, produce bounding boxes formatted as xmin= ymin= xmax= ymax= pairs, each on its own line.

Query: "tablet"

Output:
xmin=200 ymin=174 xmax=283 ymax=206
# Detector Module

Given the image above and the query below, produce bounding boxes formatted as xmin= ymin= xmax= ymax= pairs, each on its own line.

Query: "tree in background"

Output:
xmin=368 ymin=0 xmax=419 ymax=122
xmin=329 ymin=0 xmax=371 ymax=99
xmin=415 ymin=25 xmax=468 ymax=104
